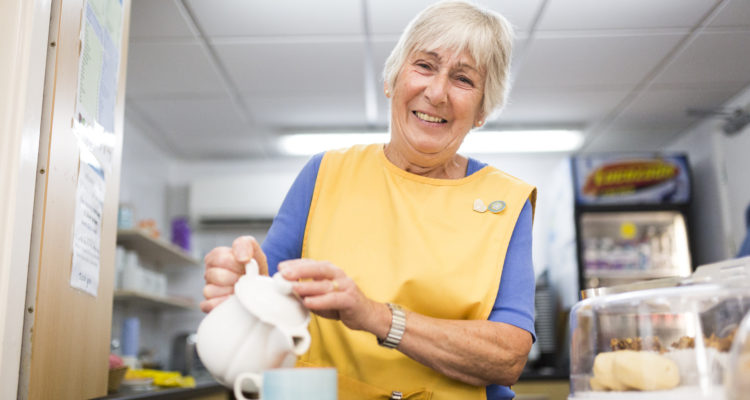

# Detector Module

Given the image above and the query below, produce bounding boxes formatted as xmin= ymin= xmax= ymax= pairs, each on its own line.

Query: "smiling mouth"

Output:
xmin=413 ymin=111 xmax=447 ymax=123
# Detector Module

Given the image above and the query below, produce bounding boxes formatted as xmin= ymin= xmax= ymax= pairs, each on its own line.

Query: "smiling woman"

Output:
xmin=385 ymin=47 xmax=487 ymax=178
xmin=201 ymin=2 xmax=537 ymax=399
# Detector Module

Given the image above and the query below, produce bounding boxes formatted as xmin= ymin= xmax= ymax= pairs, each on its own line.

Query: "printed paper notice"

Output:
xmin=70 ymin=158 xmax=106 ymax=296
xmin=74 ymin=0 xmax=123 ymax=173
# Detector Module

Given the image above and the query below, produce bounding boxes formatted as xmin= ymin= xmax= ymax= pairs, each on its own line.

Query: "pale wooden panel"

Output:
xmin=26 ymin=0 xmax=131 ymax=398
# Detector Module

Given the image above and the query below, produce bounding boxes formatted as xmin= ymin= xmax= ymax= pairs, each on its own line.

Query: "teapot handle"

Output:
xmin=245 ymin=259 xmax=259 ymax=276
xmin=234 ymin=372 xmax=263 ymax=400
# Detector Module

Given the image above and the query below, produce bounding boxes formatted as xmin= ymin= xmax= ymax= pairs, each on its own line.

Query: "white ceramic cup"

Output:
xmin=234 ymin=368 xmax=337 ymax=400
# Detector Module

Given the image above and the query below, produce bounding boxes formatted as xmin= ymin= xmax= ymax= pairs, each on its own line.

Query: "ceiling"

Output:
xmin=125 ymin=0 xmax=750 ymax=160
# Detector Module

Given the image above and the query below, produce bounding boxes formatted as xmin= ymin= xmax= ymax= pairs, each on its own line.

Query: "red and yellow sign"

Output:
xmin=582 ymin=159 xmax=679 ymax=197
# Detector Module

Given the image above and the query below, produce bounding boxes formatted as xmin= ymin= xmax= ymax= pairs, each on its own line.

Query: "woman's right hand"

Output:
xmin=200 ymin=235 xmax=268 ymax=313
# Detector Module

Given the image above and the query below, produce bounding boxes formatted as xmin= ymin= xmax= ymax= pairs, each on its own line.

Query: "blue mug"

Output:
xmin=234 ymin=368 xmax=337 ymax=400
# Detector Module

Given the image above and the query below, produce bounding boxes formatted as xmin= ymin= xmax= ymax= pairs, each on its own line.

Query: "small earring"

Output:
xmin=385 ymin=89 xmax=390 ymax=98
xmin=476 ymin=120 xmax=483 ymax=127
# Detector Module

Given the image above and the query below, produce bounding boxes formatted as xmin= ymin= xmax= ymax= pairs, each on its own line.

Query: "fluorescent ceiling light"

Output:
xmin=461 ymin=129 xmax=584 ymax=153
xmin=278 ymin=129 xmax=583 ymax=156
xmin=278 ymin=133 xmax=389 ymax=155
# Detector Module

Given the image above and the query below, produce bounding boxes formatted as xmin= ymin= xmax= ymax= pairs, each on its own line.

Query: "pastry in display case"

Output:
xmin=568 ymin=260 xmax=750 ymax=399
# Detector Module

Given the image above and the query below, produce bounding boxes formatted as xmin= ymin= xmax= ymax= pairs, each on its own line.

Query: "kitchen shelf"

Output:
xmin=116 ymin=229 xmax=200 ymax=267
xmin=113 ymin=290 xmax=198 ymax=311
xmin=585 ymin=269 xmax=683 ymax=280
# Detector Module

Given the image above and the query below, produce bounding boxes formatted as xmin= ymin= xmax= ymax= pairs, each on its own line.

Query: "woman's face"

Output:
xmin=388 ymin=47 xmax=485 ymax=167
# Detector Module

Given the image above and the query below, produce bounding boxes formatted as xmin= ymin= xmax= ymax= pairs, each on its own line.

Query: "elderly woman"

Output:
xmin=201 ymin=1 xmax=536 ymax=399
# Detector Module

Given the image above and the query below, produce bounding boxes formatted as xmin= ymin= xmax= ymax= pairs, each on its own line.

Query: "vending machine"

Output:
xmin=571 ymin=153 xmax=694 ymax=291
xmin=539 ymin=152 xmax=695 ymax=377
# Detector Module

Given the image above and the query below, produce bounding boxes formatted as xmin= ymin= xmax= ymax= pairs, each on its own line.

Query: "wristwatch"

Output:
xmin=378 ymin=303 xmax=406 ymax=349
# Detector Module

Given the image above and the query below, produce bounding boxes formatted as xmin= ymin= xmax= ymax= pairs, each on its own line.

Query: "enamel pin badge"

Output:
xmin=473 ymin=199 xmax=506 ymax=214
xmin=473 ymin=198 xmax=487 ymax=213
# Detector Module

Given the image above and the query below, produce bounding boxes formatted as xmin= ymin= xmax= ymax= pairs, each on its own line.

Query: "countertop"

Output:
xmin=92 ymin=380 xmax=229 ymax=400
xmin=520 ymin=368 xmax=569 ymax=381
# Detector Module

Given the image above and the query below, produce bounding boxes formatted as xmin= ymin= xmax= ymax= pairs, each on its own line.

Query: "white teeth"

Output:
xmin=415 ymin=111 xmax=445 ymax=123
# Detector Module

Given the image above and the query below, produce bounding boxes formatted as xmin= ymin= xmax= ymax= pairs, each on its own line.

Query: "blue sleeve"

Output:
xmin=262 ymin=153 xmax=324 ymax=276
xmin=488 ymin=199 xmax=536 ymax=342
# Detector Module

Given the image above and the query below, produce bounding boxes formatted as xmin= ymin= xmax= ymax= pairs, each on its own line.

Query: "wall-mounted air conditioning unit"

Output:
xmin=188 ymin=173 xmax=296 ymax=227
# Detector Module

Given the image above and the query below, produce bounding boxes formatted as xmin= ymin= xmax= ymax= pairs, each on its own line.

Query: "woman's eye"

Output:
xmin=457 ymin=76 xmax=474 ymax=87
xmin=416 ymin=62 xmax=432 ymax=70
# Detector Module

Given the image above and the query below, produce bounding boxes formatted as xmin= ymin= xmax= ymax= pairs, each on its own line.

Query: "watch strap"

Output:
xmin=378 ymin=303 xmax=406 ymax=349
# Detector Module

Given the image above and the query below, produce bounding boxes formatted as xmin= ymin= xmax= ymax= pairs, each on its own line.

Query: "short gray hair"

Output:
xmin=383 ymin=0 xmax=514 ymax=117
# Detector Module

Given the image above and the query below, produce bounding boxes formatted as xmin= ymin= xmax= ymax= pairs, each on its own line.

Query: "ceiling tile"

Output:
xmin=709 ymin=0 xmax=750 ymax=28
xmin=494 ymin=87 xmax=629 ymax=126
xmin=539 ymin=0 xmax=718 ymax=31
xmin=478 ymin=0 xmax=546 ymax=34
xmin=186 ymin=0 xmax=362 ymax=37
xmin=121 ymin=0 xmax=750 ymax=162
xmin=126 ymin=42 xmax=225 ymax=97
xmin=213 ymin=41 xmax=365 ymax=96
xmin=245 ymin=94 xmax=367 ymax=129
xmin=586 ymin=86 xmax=738 ymax=151
xmin=584 ymin=127 xmax=680 ymax=153
xmin=620 ymin=85 xmax=740 ymax=125
xmin=512 ymin=34 xmax=684 ymax=88
xmin=129 ymin=0 xmax=194 ymax=39
xmin=368 ymin=0 xmax=544 ymax=35
xmin=128 ymin=97 xmax=247 ymax=137
xmin=653 ymin=31 xmax=750 ymax=85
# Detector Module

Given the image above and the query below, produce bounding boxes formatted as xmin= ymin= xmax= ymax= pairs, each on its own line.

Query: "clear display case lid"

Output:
xmin=568 ymin=257 xmax=750 ymax=399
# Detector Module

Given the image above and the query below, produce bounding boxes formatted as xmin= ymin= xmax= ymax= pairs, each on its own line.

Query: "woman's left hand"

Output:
xmin=278 ymin=259 xmax=385 ymax=334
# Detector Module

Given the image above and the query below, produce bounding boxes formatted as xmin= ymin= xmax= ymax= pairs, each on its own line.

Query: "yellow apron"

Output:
xmin=299 ymin=144 xmax=536 ymax=399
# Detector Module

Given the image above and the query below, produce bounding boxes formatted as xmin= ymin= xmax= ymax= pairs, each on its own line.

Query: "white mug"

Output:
xmin=234 ymin=368 xmax=337 ymax=400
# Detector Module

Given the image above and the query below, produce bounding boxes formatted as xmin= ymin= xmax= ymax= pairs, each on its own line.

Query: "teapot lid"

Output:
xmin=234 ymin=260 xmax=310 ymax=331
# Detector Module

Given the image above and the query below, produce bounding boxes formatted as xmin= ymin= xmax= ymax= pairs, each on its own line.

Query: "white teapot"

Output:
xmin=196 ymin=260 xmax=311 ymax=392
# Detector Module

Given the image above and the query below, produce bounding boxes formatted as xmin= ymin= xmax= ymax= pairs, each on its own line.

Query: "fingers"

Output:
xmin=279 ymin=259 xmax=340 ymax=281
xmin=301 ymin=290 xmax=350 ymax=310
xmin=232 ymin=236 xmax=269 ymax=276
xmin=200 ymin=295 xmax=230 ymax=313
xmin=292 ymin=278 xmax=348 ymax=297
xmin=205 ymin=265 xmax=242 ymax=287
xmin=204 ymin=246 xmax=245 ymax=275
xmin=203 ymin=283 xmax=234 ymax=299
xmin=201 ymin=236 xmax=270 ymax=315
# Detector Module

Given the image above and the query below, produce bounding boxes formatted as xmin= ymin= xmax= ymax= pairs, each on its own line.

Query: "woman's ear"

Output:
xmin=384 ymin=83 xmax=391 ymax=98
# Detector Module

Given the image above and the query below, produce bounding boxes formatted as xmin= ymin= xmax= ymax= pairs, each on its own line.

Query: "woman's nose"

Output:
xmin=424 ymin=75 xmax=449 ymax=105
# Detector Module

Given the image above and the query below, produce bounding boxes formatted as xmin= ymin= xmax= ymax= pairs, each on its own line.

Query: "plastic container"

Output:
xmin=726 ymin=310 xmax=750 ymax=400
xmin=568 ymin=274 xmax=750 ymax=399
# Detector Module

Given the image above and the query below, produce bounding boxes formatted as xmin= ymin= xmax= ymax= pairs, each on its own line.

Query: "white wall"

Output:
xmin=667 ymin=86 xmax=750 ymax=264
xmin=116 ymin=120 xmax=205 ymax=367
xmin=119 ymin=119 xmax=174 ymax=233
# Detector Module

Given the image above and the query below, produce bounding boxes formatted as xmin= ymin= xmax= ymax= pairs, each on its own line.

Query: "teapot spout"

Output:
xmin=287 ymin=324 xmax=312 ymax=356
